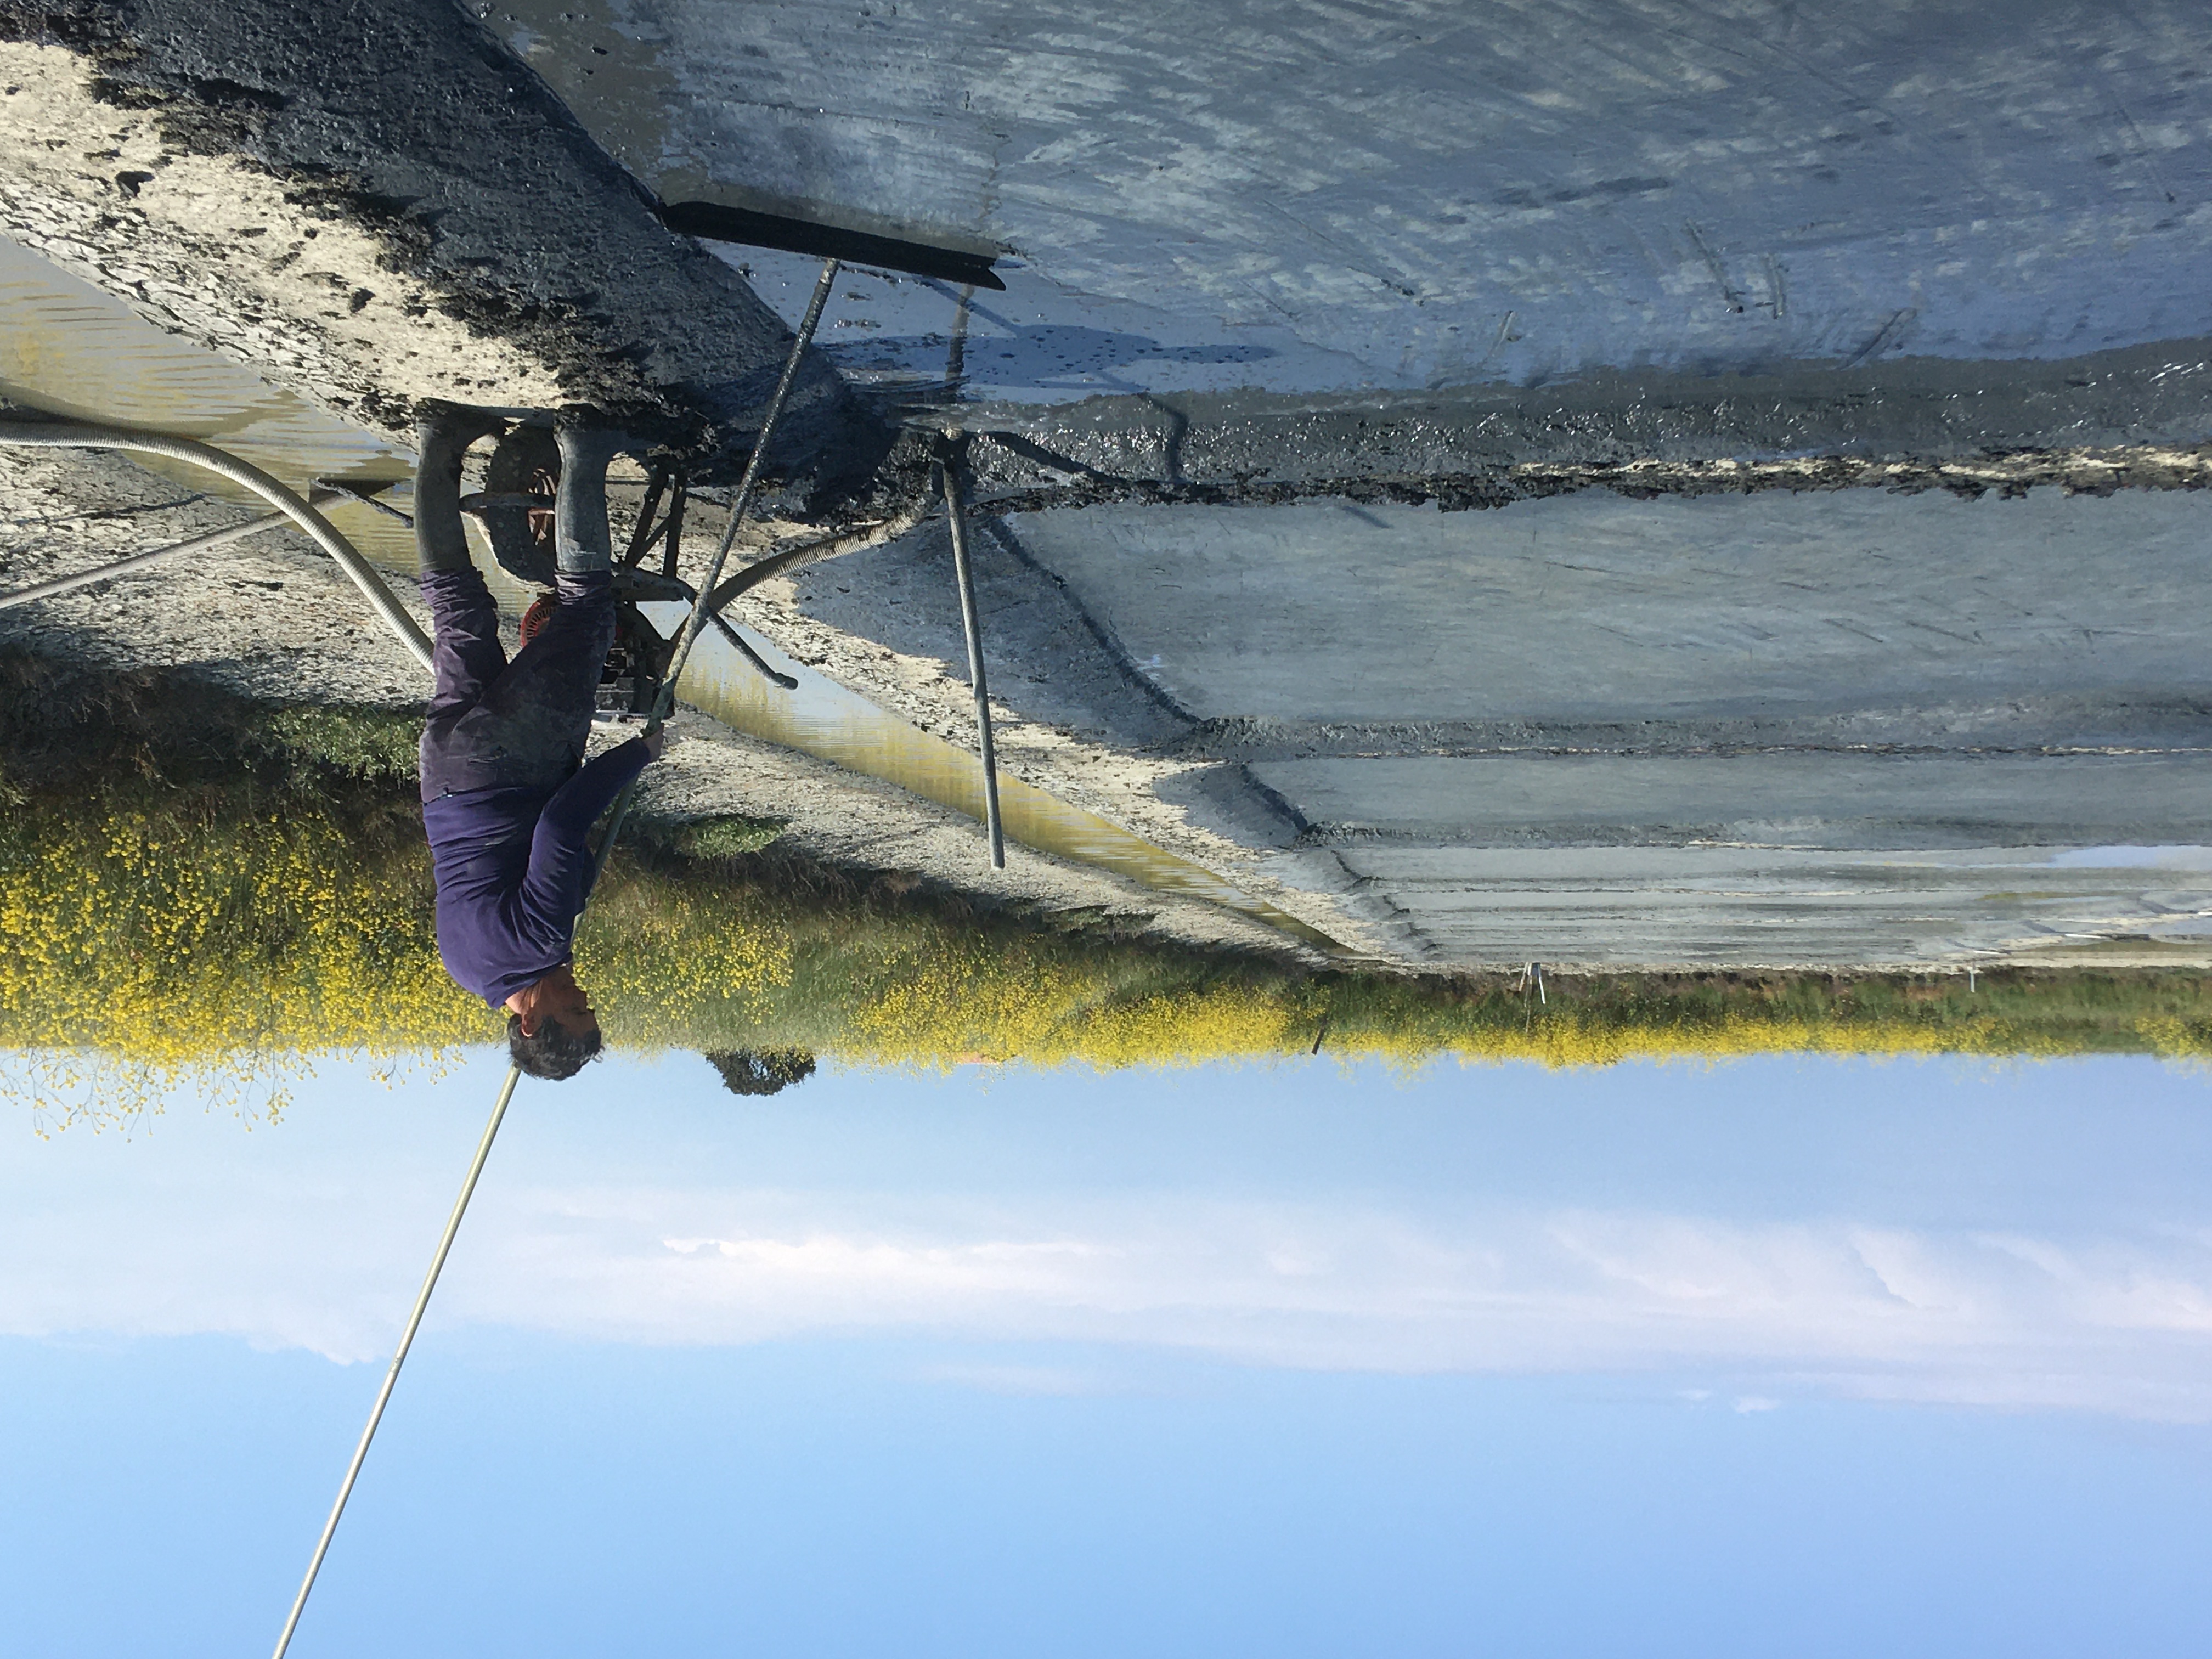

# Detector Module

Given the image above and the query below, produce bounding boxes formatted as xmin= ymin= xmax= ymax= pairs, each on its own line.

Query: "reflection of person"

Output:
xmin=412 ymin=407 xmax=663 ymax=1081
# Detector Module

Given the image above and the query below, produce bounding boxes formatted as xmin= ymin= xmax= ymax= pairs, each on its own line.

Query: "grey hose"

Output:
xmin=0 ymin=419 xmax=434 ymax=672
xmin=0 ymin=492 xmax=344 ymax=612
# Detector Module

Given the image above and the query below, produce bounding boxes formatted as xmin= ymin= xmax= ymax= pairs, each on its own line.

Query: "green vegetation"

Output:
xmin=4 ymin=648 xmax=2211 ymax=1131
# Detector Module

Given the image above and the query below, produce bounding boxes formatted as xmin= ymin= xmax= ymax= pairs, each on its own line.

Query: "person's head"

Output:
xmin=504 ymin=964 xmax=603 ymax=1081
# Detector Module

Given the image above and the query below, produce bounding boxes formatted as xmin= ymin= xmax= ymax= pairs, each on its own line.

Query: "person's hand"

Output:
xmin=641 ymin=725 xmax=665 ymax=762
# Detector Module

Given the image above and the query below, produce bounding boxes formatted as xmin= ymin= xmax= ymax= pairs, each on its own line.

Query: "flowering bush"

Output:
xmin=5 ymin=783 xmax=2211 ymax=1130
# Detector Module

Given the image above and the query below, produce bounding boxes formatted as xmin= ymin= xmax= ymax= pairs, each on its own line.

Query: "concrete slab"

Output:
xmin=1271 ymin=843 xmax=2212 ymax=968
xmin=1008 ymin=489 xmax=2212 ymax=736
xmin=492 ymin=0 xmax=2212 ymax=397
xmin=1249 ymin=754 xmax=2212 ymax=849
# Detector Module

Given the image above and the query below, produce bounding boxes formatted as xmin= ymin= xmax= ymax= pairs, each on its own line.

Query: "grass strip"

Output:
xmin=4 ymin=650 xmax=2210 ymax=1127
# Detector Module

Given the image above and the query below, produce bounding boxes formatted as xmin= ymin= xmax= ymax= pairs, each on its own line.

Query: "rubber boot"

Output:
xmin=554 ymin=423 xmax=628 ymax=575
xmin=413 ymin=407 xmax=506 ymax=574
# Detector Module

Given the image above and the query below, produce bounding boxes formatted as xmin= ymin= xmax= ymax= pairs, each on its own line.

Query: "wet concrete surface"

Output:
xmin=1259 ymin=754 xmax=2212 ymax=851
xmin=774 ymin=486 xmax=2212 ymax=967
xmin=945 ymin=348 xmax=2212 ymax=510
xmin=1296 ymin=842 xmax=2212 ymax=969
xmin=500 ymin=0 xmax=2212 ymax=397
xmin=1005 ymin=490 xmax=2212 ymax=748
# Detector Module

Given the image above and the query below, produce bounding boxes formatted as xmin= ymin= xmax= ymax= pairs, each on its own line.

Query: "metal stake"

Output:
xmin=592 ymin=256 xmax=842 ymax=875
xmin=938 ymin=440 xmax=1004 ymax=868
xmin=659 ymin=476 xmax=688 ymax=580
xmin=662 ymin=258 xmax=840 ymax=708
xmin=620 ymin=466 xmax=671 ymax=567
xmin=270 ymin=1064 xmax=521 ymax=1659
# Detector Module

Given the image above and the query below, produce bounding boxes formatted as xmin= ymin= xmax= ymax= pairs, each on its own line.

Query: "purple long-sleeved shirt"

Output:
xmin=422 ymin=737 xmax=652 ymax=1008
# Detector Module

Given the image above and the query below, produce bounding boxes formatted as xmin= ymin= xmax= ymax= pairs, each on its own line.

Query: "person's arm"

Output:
xmin=518 ymin=735 xmax=654 ymax=928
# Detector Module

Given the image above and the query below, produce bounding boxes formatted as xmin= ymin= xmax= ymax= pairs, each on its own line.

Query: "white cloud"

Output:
xmin=911 ymin=1361 xmax=1118 ymax=1396
xmin=7 ymin=1153 xmax=2212 ymax=1421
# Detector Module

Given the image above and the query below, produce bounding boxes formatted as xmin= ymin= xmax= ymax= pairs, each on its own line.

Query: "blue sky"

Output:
xmin=5 ymin=1050 xmax=2211 ymax=1656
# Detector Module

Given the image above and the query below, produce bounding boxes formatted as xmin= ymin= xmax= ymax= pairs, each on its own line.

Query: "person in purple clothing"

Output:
xmin=413 ymin=407 xmax=663 ymax=1081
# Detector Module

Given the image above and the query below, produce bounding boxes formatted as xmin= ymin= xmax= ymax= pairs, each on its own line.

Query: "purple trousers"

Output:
xmin=417 ymin=568 xmax=614 ymax=801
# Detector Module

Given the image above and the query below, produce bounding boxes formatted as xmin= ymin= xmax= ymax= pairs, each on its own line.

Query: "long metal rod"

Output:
xmin=938 ymin=445 xmax=1005 ymax=868
xmin=619 ymin=466 xmax=671 ymax=568
xmin=593 ymin=256 xmax=841 ymax=866
xmin=658 ymin=476 xmax=687 ymax=580
xmin=270 ymin=1063 xmax=521 ymax=1659
xmin=665 ymin=258 xmax=839 ymax=707
xmin=0 ymin=490 xmax=341 ymax=611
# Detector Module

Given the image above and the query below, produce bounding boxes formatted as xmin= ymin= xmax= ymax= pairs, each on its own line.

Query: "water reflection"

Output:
xmin=0 ymin=236 xmax=416 ymax=569
xmin=4 ymin=1051 xmax=2209 ymax=1655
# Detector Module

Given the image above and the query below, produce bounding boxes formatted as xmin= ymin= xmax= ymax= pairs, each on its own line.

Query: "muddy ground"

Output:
xmin=7 ymin=1 xmax=2211 ymax=516
xmin=0 ymin=0 xmax=911 ymax=509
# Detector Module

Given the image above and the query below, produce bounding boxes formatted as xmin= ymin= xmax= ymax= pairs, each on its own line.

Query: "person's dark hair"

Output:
xmin=507 ymin=1012 xmax=603 ymax=1081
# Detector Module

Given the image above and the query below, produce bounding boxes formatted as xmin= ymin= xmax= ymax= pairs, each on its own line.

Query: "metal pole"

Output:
xmin=659 ymin=476 xmax=687 ymax=580
xmin=0 ymin=490 xmax=341 ymax=611
xmin=938 ymin=442 xmax=1004 ymax=869
xmin=663 ymin=258 xmax=839 ymax=710
xmin=594 ymin=256 xmax=841 ymax=866
xmin=271 ymin=1063 xmax=521 ymax=1659
xmin=619 ymin=466 xmax=671 ymax=568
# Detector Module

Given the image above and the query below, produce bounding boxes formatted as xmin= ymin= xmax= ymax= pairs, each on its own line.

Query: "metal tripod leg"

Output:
xmin=937 ymin=437 xmax=1005 ymax=870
